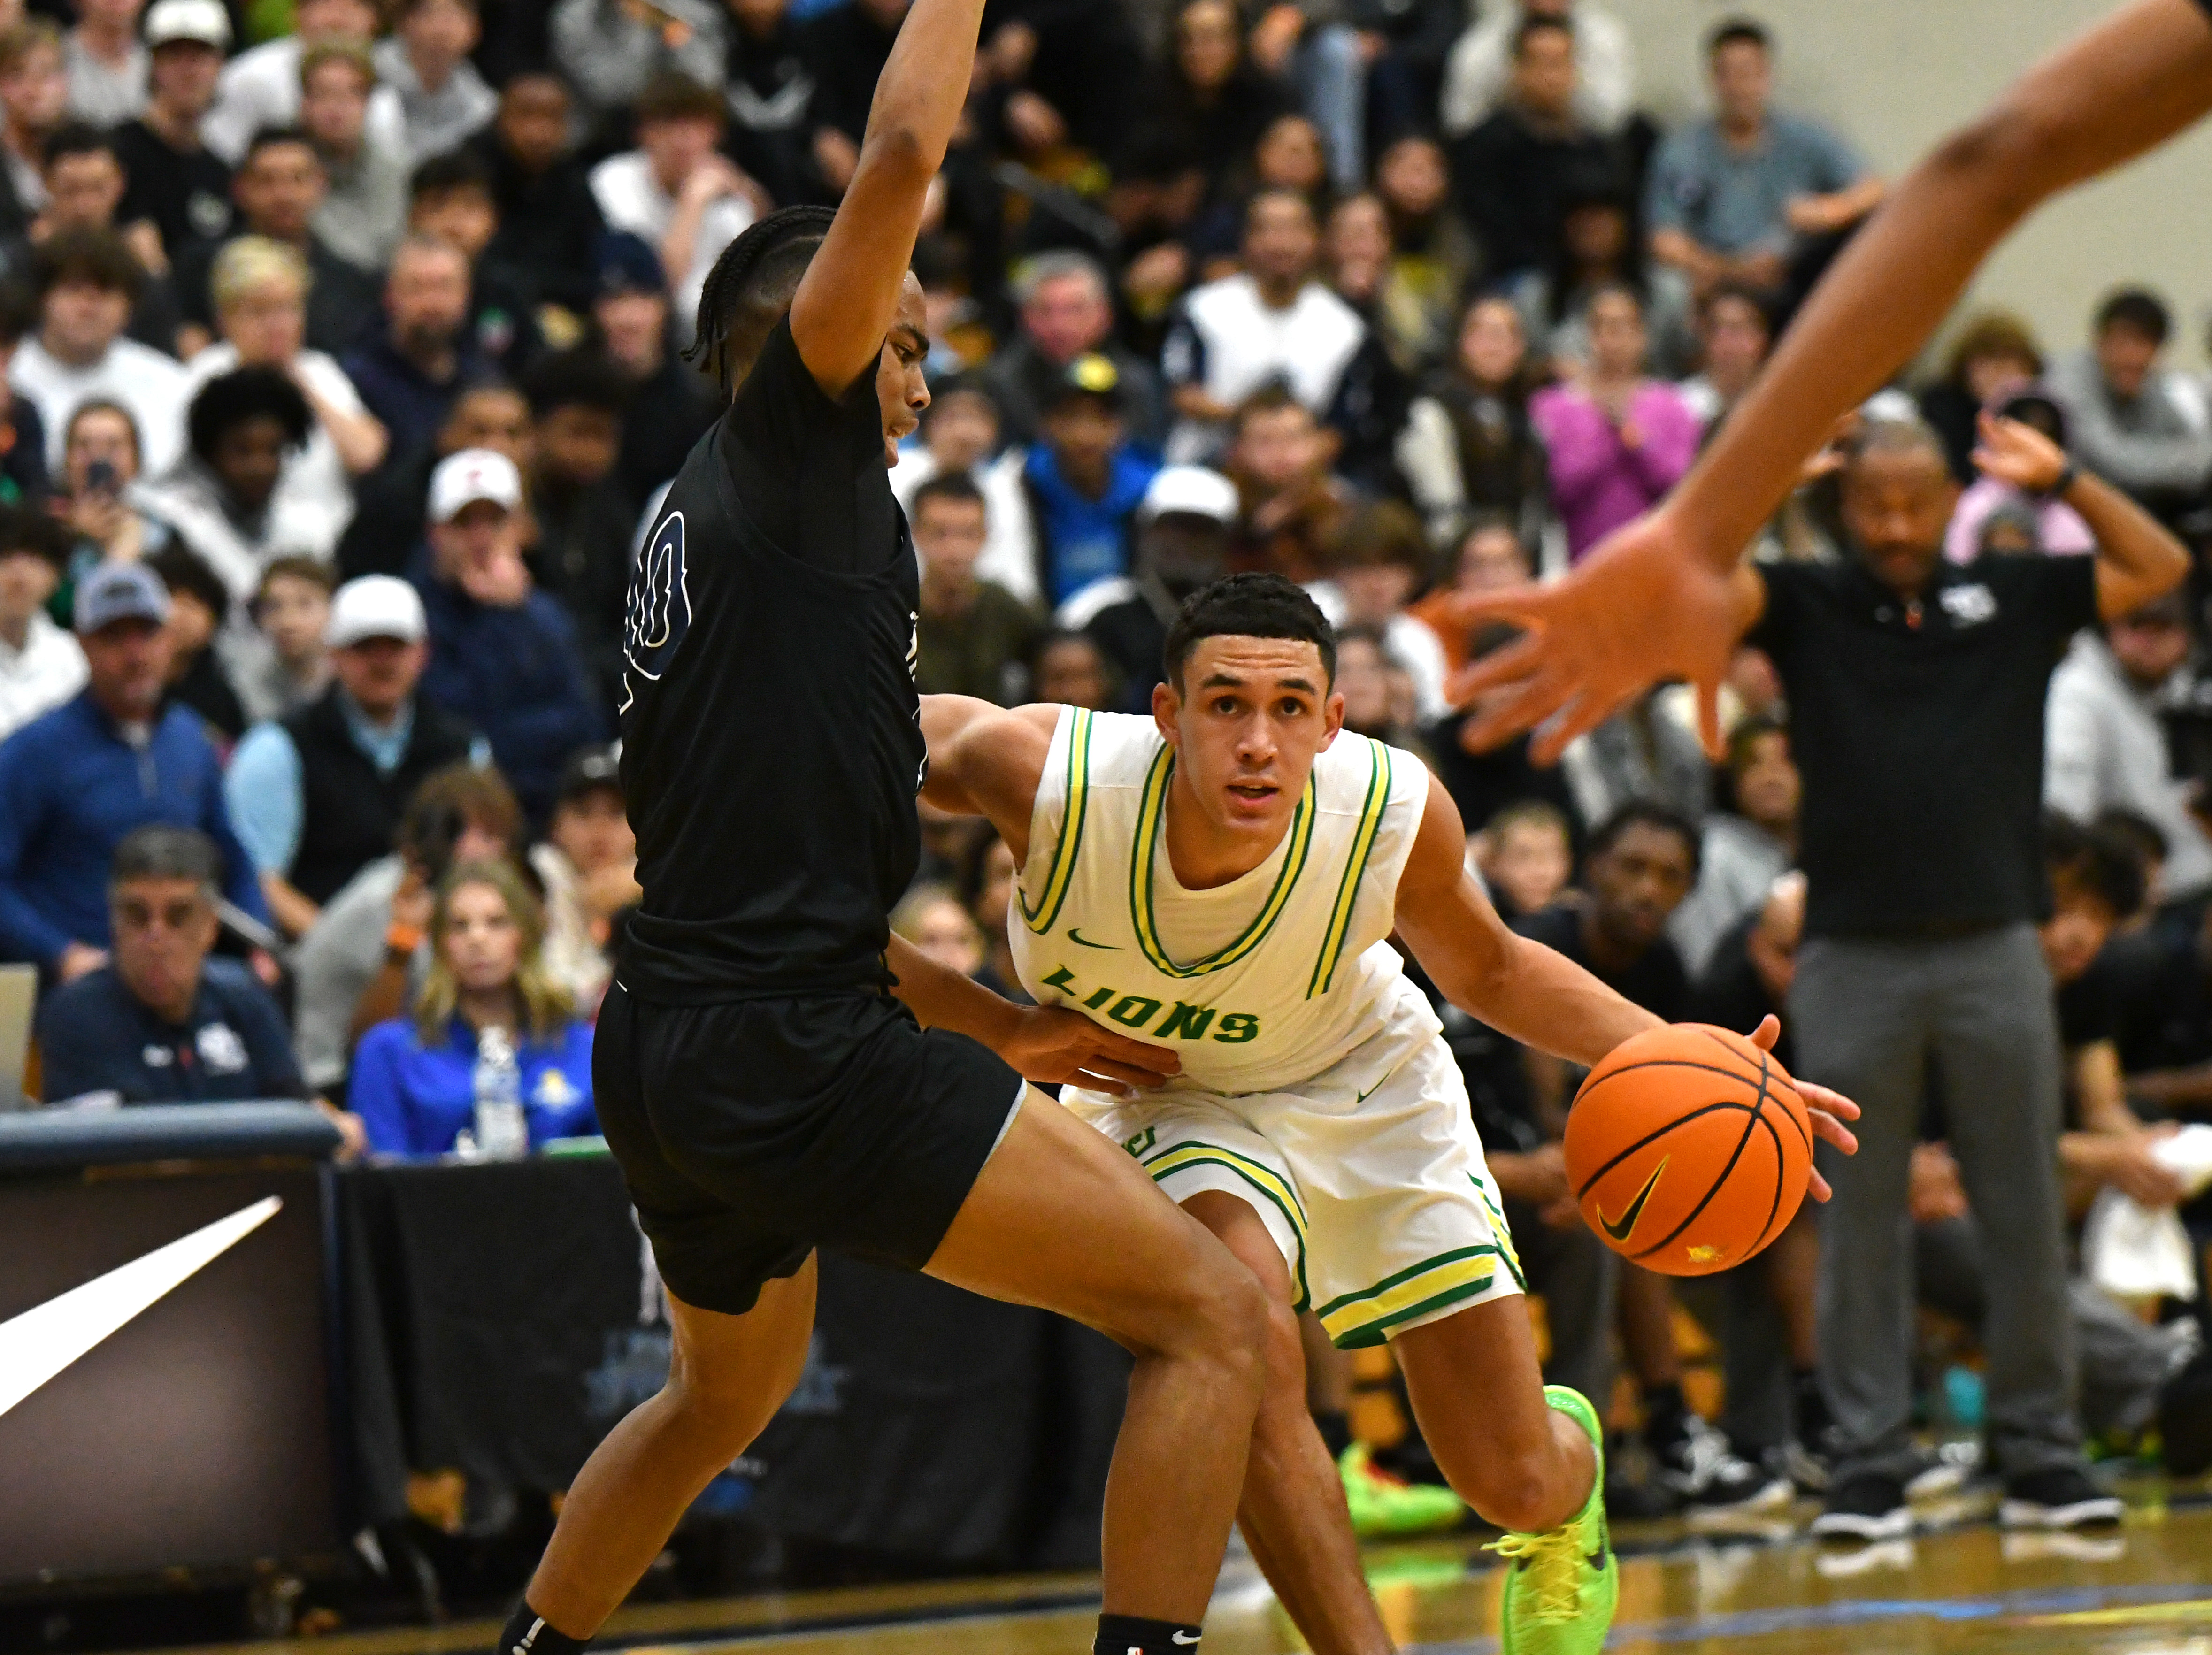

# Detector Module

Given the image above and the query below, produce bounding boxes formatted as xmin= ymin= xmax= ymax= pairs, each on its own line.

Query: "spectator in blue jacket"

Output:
xmin=349 ymin=854 xmax=596 ymax=1156
xmin=0 ymin=563 xmax=266 ymax=980
xmin=410 ymin=446 xmax=606 ymax=823
xmin=1022 ymin=353 xmax=1160 ymax=609
xmin=36 ymin=824 xmax=309 ymax=1107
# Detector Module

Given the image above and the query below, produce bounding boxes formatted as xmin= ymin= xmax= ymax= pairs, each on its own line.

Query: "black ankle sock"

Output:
xmin=1095 ymin=1613 xmax=1203 ymax=1655
xmin=1313 ymin=1407 xmax=1352 ymax=1460
xmin=1642 ymin=1380 xmax=1689 ymax=1448
xmin=1793 ymin=1368 xmax=1832 ymax=1440
xmin=497 ymin=1603 xmax=588 ymax=1655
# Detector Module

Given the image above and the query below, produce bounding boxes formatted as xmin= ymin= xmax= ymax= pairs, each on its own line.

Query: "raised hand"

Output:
xmin=1970 ymin=411 xmax=2069 ymax=494
xmin=1444 ymin=504 xmax=1754 ymax=763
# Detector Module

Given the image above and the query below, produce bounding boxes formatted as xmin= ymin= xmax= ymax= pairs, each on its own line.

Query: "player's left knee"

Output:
xmin=1457 ymin=1443 xmax=1569 ymax=1535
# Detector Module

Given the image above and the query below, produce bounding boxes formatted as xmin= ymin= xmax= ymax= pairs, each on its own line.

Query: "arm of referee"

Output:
xmin=788 ymin=0 xmax=990 ymax=396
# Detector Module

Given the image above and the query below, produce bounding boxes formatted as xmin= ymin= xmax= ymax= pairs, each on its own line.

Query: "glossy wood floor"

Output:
xmin=153 ymin=1483 xmax=2212 ymax=1655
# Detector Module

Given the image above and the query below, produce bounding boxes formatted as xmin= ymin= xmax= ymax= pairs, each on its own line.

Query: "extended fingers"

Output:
xmin=1807 ymin=1106 xmax=1859 ymax=1157
xmin=1526 ymin=675 xmax=1638 ymax=767
xmin=1087 ymin=1029 xmax=1181 ymax=1074
xmin=1799 ymin=1082 xmax=1860 ymax=1122
xmin=1445 ymin=626 xmax=1549 ymax=707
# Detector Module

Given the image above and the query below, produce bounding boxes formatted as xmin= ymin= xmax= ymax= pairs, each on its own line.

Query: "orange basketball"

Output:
xmin=1562 ymin=1024 xmax=1813 ymax=1277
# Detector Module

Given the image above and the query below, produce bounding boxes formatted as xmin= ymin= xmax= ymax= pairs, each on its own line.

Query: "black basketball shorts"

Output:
xmin=592 ymin=980 xmax=1026 ymax=1315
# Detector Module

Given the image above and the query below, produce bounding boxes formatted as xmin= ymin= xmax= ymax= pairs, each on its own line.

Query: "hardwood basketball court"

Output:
xmin=137 ymin=1481 xmax=2212 ymax=1655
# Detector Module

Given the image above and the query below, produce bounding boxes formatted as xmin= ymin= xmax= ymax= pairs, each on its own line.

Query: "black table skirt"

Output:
xmin=338 ymin=1155 xmax=1130 ymax=1570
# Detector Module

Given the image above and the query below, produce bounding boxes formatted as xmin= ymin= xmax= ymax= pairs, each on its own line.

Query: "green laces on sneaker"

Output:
xmin=1487 ymin=1527 xmax=1588 ymax=1623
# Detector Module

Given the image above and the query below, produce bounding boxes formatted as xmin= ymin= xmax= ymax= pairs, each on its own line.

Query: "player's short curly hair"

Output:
xmin=1163 ymin=572 xmax=1338 ymax=690
xmin=686 ymin=204 xmax=837 ymax=398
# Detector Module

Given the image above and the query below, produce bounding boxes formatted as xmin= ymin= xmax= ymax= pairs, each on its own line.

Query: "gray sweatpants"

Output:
xmin=1789 ymin=924 xmax=2083 ymax=1481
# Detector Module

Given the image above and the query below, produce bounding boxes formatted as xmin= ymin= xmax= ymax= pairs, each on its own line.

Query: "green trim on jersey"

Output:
xmin=1020 ymin=707 xmax=1094 ymax=935
xmin=1128 ymin=744 xmax=1317 ymax=978
xmin=1306 ymin=738 xmax=1392 ymax=999
xmin=1317 ymin=1243 xmax=1507 ymax=1348
xmin=1143 ymin=1138 xmax=1312 ymax=1311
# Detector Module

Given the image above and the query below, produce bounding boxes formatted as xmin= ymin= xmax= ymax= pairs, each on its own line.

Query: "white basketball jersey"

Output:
xmin=1007 ymin=707 xmax=1440 ymax=1096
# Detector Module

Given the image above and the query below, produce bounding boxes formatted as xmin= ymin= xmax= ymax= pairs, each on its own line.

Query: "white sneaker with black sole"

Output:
xmin=1655 ymin=1415 xmax=1792 ymax=1511
xmin=1997 ymin=1466 xmax=2123 ymax=1531
xmin=1810 ymin=1471 xmax=1913 ymax=1541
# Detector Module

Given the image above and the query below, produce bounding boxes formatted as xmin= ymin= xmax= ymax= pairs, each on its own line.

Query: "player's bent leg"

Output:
xmin=923 ymin=1089 xmax=1269 ymax=1627
xmin=518 ymin=1258 xmax=819 ymax=1640
xmin=1395 ymin=1297 xmax=1591 ymax=1533
xmin=1180 ymin=1190 xmax=1394 ymax=1655
xmin=1395 ymin=1299 xmax=1616 ymax=1655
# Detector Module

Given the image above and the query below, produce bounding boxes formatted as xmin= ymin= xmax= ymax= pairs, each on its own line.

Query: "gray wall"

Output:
xmin=1608 ymin=0 xmax=2212 ymax=369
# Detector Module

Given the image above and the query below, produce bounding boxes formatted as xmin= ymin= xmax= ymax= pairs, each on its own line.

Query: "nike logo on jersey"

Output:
xmin=1597 ymin=1159 xmax=1667 ymax=1244
xmin=1066 ymin=927 xmax=1118 ymax=950
xmin=1172 ymin=1635 xmax=1201 ymax=1646
xmin=0 ymin=1197 xmax=281 ymax=1420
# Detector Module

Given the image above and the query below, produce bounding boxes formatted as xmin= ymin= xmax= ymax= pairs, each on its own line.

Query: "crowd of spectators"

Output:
xmin=0 ymin=0 xmax=2208 ymax=1529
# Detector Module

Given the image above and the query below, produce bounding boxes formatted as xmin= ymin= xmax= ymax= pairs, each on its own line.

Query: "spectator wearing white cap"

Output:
xmin=226 ymin=572 xmax=487 ymax=937
xmin=0 ymin=561 xmax=266 ymax=981
xmin=62 ymin=0 xmax=149 ymax=128
xmin=113 ymin=0 xmax=235 ymax=267
xmin=410 ymin=449 xmax=607 ymax=824
xmin=1058 ymin=463 xmax=1238 ymax=713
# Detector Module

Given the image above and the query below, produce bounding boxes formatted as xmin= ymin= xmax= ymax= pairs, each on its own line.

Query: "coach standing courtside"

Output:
xmin=1735 ymin=413 xmax=2186 ymax=1540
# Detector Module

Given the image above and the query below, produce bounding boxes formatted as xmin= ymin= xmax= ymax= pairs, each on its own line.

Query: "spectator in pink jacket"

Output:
xmin=1943 ymin=386 xmax=2096 ymax=565
xmin=1531 ymin=283 xmax=1701 ymax=560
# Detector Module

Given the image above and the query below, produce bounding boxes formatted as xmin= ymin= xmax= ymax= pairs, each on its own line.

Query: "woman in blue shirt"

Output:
xmin=351 ymin=858 xmax=598 ymax=1155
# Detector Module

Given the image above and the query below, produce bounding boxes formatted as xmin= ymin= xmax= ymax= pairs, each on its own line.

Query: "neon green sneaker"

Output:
xmin=1338 ymin=1442 xmax=1467 ymax=1538
xmin=1488 ymin=1386 xmax=1619 ymax=1655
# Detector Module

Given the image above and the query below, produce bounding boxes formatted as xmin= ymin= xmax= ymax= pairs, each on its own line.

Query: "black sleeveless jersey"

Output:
xmin=617 ymin=318 xmax=925 ymax=1004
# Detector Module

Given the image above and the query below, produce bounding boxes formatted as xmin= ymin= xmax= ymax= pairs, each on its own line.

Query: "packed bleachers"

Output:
xmin=2 ymin=0 xmax=2210 ymax=1584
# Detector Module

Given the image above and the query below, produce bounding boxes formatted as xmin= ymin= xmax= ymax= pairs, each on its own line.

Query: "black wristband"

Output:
xmin=2046 ymin=460 xmax=2080 ymax=499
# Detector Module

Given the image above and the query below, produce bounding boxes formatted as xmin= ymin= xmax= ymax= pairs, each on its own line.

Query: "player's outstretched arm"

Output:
xmin=917 ymin=695 xmax=1061 ymax=862
xmin=1393 ymin=774 xmax=1660 ymax=1066
xmin=1391 ymin=777 xmax=1859 ymax=1186
xmin=1450 ymin=0 xmax=2212 ymax=761
xmin=884 ymin=933 xmax=1180 ymax=1094
xmin=788 ymin=0 xmax=987 ymax=394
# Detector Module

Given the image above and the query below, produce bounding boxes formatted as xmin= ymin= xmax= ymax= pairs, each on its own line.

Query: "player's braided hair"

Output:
xmin=685 ymin=205 xmax=839 ymax=397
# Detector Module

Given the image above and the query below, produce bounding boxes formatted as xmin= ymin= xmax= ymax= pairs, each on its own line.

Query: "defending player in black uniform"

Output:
xmin=492 ymin=0 xmax=1269 ymax=1651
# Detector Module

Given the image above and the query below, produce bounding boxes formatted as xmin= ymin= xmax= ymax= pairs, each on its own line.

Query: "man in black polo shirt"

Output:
xmin=225 ymin=574 xmax=482 ymax=938
xmin=1737 ymin=414 xmax=2188 ymax=1539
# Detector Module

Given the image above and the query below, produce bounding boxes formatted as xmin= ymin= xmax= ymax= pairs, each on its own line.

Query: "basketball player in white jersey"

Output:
xmin=922 ymin=574 xmax=1859 ymax=1655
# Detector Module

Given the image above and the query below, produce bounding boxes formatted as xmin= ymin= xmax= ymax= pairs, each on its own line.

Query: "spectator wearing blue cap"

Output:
xmin=590 ymin=230 xmax=719 ymax=507
xmin=0 ymin=561 xmax=266 ymax=981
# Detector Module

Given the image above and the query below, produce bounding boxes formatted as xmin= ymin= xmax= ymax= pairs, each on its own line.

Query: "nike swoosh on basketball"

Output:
xmin=1067 ymin=927 xmax=1119 ymax=950
xmin=1597 ymin=1159 xmax=1667 ymax=1244
xmin=0 ymin=1196 xmax=281 ymax=1420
